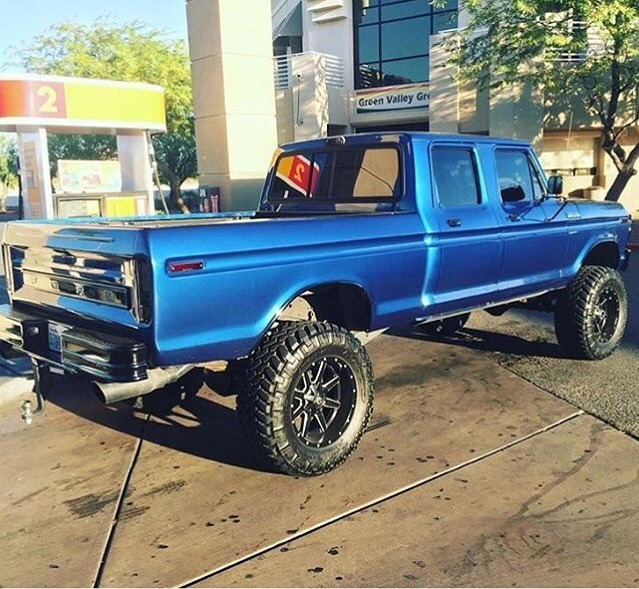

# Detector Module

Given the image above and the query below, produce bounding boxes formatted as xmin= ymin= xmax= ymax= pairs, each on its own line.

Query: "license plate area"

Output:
xmin=48 ymin=323 xmax=70 ymax=354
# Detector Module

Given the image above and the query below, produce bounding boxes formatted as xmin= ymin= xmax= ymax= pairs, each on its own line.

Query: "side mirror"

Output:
xmin=547 ymin=175 xmax=563 ymax=196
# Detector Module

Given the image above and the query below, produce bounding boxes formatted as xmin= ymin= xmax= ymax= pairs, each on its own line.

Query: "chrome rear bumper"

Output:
xmin=0 ymin=304 xmax=148 ymax=382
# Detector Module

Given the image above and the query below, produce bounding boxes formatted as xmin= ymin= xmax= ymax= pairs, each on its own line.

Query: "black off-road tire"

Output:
xmin=420 ymin=313 xmax=470 ymax=337
xmin=236 ymin=321 xmax=374 ymax=476
xmin=554 ymin=265 xmax=627 ymax=360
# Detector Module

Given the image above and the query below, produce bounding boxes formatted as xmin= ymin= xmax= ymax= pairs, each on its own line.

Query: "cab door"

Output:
xmin=494 ymin=148 xmax=568 ymax=295
xmin=429 ymin=144 xmax=503 ymax=314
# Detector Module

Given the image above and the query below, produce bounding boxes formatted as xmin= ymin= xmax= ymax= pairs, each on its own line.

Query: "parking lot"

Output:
xmin=465 ymin=249 xmax=639 ymax=440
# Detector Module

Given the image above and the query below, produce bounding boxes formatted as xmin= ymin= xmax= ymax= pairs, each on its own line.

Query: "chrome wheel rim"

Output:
xmin=290 ymin=356 xmax=357 ymax=448
xmin=592 ymin=286 xmax=620 ymax=344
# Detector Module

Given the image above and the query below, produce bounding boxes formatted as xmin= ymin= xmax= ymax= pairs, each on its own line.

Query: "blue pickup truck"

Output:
xmin=0 ymin=132 xmax=631 ymax=475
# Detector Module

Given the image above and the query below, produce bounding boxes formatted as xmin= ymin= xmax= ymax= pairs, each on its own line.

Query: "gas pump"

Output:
xmin=0 ymin=73 xmax=166 ymax=219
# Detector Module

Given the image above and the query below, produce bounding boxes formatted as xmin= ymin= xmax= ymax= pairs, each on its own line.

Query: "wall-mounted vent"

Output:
xmin=306 ymin=0 xmax=347 ymax=23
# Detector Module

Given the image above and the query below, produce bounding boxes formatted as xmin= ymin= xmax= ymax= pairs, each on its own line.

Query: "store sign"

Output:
xmin=58 ymin=160 xmax=122 ymax=194
xmin=356 ymin=84 xmax=429 ymax=114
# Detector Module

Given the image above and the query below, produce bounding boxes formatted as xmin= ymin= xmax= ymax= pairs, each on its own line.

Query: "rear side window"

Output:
xmin=269 ymin=147 xmax=401 ymax=203
xmin=495 ymin=150 xmax=544 ymax=203
xmin=432 ymin=147 xmax=481 ymax=207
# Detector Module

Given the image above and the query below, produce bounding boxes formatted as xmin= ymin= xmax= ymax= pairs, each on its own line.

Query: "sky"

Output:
xmin=0 ymin=0 xmax=189 ymax=70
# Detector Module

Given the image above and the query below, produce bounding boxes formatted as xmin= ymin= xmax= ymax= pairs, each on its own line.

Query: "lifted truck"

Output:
xmin=0 ymin=132 xmax=631 ymax=476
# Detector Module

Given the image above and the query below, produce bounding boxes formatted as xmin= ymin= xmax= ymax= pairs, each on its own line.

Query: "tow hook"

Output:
xmin=20 ymin=360 xmax=51 ymax=425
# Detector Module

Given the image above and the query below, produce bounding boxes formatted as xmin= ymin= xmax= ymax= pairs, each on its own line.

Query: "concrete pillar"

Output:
xmin=16 ymin=126 xmax=54 ymax=219
xmin=117 ymin=131 xmax=154 ymax=213
xmin=186 ymin=0 xmax=278 ymax=211
xmin=429 ymin=31 xmax=492 ymax=136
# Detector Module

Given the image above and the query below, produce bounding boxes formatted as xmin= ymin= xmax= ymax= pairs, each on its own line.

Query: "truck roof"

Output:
xmin=280 ymin=131 xmax=531 ymax=152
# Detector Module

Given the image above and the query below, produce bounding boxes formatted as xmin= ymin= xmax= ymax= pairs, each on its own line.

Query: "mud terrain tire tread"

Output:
xmin=236 ymin=321 xmax=374 ymax=476
xmin=554 ymin=265 xmax=627 ymax=360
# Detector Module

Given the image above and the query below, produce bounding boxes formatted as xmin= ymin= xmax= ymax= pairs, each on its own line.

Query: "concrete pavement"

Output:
xmin=203 ymin=415 xmax=639 ymax=588
xmin=461 ymin=241 xmax=639 ymax=440
xmin=1 ymin=332 xmax=638 ymax=587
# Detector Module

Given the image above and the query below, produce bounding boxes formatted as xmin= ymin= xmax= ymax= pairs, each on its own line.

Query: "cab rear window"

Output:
xmin=269 ymin=147 xmax=402 ymax=204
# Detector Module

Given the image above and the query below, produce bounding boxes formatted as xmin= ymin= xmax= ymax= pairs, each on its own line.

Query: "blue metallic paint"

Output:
xmin=2 ymin=132 xmax=630 ymax=367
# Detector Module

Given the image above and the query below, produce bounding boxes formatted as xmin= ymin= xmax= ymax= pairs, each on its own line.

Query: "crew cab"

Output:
xmin=0 ymin=132 xmax=631 ymax=475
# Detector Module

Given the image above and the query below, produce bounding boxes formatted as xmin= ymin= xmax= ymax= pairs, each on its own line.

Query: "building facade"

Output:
xmin=187 ymin=0 xmax=639 ymax=211
xmin=273 ymin=0 xmax=460 ymax=139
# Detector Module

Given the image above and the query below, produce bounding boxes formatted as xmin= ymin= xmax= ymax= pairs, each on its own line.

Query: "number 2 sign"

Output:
xmin=0 ymin=79 xmax=68 ymax=119
xmin=32 ymin=82 xmax=67 ymax=118
xmin=0 ymin=75 xmax=165 ymax=129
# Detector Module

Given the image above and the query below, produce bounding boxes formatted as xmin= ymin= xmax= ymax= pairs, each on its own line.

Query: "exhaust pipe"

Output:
xmin=93 ymin=364 xmax=196 ymax=405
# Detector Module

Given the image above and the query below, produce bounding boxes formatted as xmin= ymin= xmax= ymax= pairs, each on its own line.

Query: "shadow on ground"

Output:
xmin=389 ymin=324 xmax=569 ymax=360
xmin=47 ymin=373 xmax=273 ymax=474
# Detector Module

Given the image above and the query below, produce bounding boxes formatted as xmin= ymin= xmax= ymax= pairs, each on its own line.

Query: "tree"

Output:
xmin=452 ymin=0 xmax=639 ymax=201
xmin=10 ymin=19 xmax=196 ymax=207
xmin=0 ymin=135 xmax=19 ymax=212
xmin=152 ymin=117 xmax=197 ymax=213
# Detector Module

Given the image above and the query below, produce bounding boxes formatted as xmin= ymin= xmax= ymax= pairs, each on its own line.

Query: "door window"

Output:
xmin=495 ymin=150 xmax=544 ymax=204
xmin=432 ymin=147 xmax=481 ymax=207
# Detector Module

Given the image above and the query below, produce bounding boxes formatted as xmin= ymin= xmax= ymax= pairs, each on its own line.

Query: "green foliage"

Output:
xmin=0 ymin=135 xmax=18 ymax=186
xmin=14 ymin=19 xmax=192 ymax=133
xmin=454 ymin=0 xmax=639 ymax=200
xmin=458 ymin=0 xmax=639 ymax=97
xmin=10 ymin=19 xmax=197 ymax=202
xmin=0 ymin=135 xmax=19 ymax=210
xmin=152 ymin=117 xmax=197 ymax=195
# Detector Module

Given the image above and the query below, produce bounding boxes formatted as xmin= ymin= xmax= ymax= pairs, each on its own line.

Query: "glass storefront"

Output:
xmin=353 ymin=0 xmax=458 ymax=89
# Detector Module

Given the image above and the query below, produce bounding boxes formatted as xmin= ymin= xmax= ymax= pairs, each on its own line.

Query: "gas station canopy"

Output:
xmin=0 ymin=73 xmax=166 ymax=134
xmin=0 ymin=73 xmax=167 ymax=219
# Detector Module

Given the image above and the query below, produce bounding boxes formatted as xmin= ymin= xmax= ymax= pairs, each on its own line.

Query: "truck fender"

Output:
xmin=269 ymin=282 xmax=373 ymax=333
xmin=575 ymin=239 xmax=621 ymax=273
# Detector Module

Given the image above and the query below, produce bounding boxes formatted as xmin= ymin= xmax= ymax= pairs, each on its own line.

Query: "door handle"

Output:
xmin=447 ymin=218 xmax=462 ymax=228
xmin=507 ymin=213 xmax=521 ymax=222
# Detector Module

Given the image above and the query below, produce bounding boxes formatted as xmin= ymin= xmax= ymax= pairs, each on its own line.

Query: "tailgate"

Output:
xmin=2 ymin=221 xmax=151 ymax=329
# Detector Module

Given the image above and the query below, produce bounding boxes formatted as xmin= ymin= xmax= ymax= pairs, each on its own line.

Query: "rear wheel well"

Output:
xmin=279 ymin=284 xmax=372 ymax=331
xmin=583 ymin=242 xmax=620 ymax=269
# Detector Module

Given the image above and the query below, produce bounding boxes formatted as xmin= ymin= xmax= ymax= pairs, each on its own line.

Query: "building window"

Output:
xmin=354 ymin=0 xmax=458 ymax=89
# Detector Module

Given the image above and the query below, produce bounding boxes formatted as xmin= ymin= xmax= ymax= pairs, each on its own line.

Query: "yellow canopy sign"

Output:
xmin=0 ymin=74 xmax=166 ymax=132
